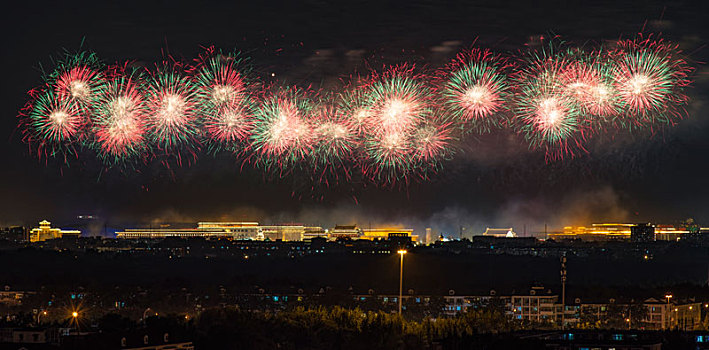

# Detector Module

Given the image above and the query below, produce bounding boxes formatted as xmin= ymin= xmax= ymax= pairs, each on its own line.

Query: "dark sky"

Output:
xmin=1 ymin=0 xmax=708 ymax=234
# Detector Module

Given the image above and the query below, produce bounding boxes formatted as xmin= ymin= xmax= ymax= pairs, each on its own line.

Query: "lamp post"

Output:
xmin=37 ymin=310 xmax=47 ymax=325
xmin=665 ymin=294 xmax=672 ymax=329
xmin=397 ymin=250 xmax=407 ymax=315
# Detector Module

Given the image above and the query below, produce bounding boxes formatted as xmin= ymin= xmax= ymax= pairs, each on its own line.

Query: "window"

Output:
xmin=612 ymin=334 xmax=623 ymax=341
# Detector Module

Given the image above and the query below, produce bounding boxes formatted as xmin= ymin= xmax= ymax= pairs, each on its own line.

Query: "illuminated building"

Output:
xmin=259 ymin=225 xmax=325 ymax=241
xmin=550 ymin=224 xmax=634 ymax=241
xmin=0 ymin=286 xmax=30 ymax=306
xmin=359 ymin=228 xmax=418 ymax=242
xmin=425 ymin=228 xmax=433 ymax=245
xmin=329 ymin=225 xmax=361 ymax=239
xmin=116 ymin=222 xmax=260 ymax=239
xmin=29 ymin=220 xmax=81 ymax=242
xmin=654 ymin=225 xmax=690 ymax=241
xmin=115 ymin=221 xmax=420 ymax=242
xmin=482 ymin=228 xmax=517 ymax=238
xmin=303 ymin=226 xmax=327 ymax=240
xmin=549 ymin=223 xmax=692 ymax=241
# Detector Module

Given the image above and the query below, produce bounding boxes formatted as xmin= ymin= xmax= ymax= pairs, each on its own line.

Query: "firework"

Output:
xmin=91 ymin=65 xmax=148 ymax=163
xmin=337 ymin=86 xmax=373 ymax=136
xmin=610 ymin=36 xmax=691 ymax=127
xmin=364 ymin=66 xmax=435 ymax=135
xmin=25 ymin=89 xmax=85 ymax=149
xmin=16 ymin=37 xmax=695 ymax=186
xmin=250 ymin=88 xmax=316 ymax=169
xmin=513 ymin=49 xmax=587 ymax=157
xmin=557 ymin=50 xmax=621 ymax=121
xmin=411 ymin=122 xmax=453 ymax=163
xmin=362 ymin=130 xmax=413 ymax=182
xmin=194 ymin=50 xmax=254 ymax=151
xmin=312 ymin=103 xmax=358 ymax=164
xmin=144 ymin=64 xmax=201 ymax=152
xmin=49 ymin=51 xmax=106 ymax=110
xmin=438 ymin=49 xmax=511 ymax=133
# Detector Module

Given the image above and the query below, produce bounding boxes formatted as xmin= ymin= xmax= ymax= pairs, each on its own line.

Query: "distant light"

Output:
xmin=271 ymin=73 xmax=276 ymax=77
xmin=397 ymin=250 xmax=407 ymax=255
xmin=72 ymin=312 xmax=78 ymax=318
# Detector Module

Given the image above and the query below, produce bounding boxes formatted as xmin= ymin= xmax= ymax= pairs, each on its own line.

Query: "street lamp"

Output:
xmin=72 ymin=311 xmax=78 ymax=318
xmin=37 ymin=310 xmax=47 ymax=325
xmin=665 ymin=294 xmax=672 ymax=329
xmin=397 ymin=249 xmax=407 ymax=315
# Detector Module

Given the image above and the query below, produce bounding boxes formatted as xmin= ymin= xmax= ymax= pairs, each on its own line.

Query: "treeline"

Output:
xmin=98 ymin=306 xmax=548 ymax=350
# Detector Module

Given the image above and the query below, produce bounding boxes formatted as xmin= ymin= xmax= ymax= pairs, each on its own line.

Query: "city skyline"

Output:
xmin=1 ymin=0 xmax=708 ymax=230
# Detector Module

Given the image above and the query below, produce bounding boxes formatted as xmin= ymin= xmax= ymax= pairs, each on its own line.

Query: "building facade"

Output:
xmin=29 ymin=220 xmax=81 ymax=242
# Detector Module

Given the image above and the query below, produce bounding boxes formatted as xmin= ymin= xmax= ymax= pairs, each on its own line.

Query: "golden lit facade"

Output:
xmin=115 ymin=222 xmax=420 ymax=242
xmin=359 ymin=228 xmax=418 ymax=242
xmin=259 ymin=225 xmax=324 ymax=241
xmin=482 ymin=228 xmax=517 ymax=237
xmin=329 ymin=225 xmax=361 ymax=239
xmin=550 ymin=223 xmax=634 ymax=241
xmin=654 ymin=225 xmax=690 ymax=241
xmin=116 ymin=222 xmax=327 ymax=241
xmin=116 ymin=222 xmax=260 ymax=239
xmin=549 ymin=223 xmax=692 ymax=241
xmin=29 ymin=220 xmax=81 ymax=242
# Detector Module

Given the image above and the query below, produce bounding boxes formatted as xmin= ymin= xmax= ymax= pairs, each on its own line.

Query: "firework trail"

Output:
xmin=411 ymin=122 xmax=453 ymax=163
xmin=363 ymin=66 xmax=435 ymax=135
xmin=144 ymin=63 xmax=201 ymax=156
xmin=50 ymin=51 xmax=106 ymax=109
xmin=90 ymin=64 xmax=148 ymax=164
xmin=557 ymin=49 xmax=621 ymax=123
xmin=250 ymin=87 xmax=316 ymax=170
xmin=438 ymin=48 xmax=511 ymax=134
xmin=194 ymin=49 xmax=255 ymax=152
xmin=610 ymin=36 xmax=691 ymax=128
xmin=338 ymin=86 xmax=373 ymax=136
xmin=512 ymin=44 xmax=590 ymax=158
xmin=24 ymin=89 xmax=85 ymax=153
xmin=311 ymin=102 xmax=358 ymax=164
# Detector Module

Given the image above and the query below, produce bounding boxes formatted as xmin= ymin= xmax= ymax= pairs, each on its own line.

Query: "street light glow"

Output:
xmin=72 ymin=311 xmax=78 ymax=318
xmin=397 ymin=249 xmax=407 ymax=315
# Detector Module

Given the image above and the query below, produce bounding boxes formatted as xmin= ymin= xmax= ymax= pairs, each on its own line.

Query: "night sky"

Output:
xmin=1 ymin=0 xmax=708 ymax=235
